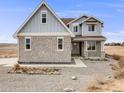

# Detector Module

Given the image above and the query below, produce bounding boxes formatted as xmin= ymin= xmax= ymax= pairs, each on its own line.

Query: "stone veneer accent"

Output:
xmin=84 ymin=41 xmax=105 ymax=58
xmin=18 ymin=36 xmax=71 ymax=63
xmin=87 ymin=41 xmax=101 ymax=57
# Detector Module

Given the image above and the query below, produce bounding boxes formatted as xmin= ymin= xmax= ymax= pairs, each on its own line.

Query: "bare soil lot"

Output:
xmin=0 ymin=60 xmax=112 ymax=92
xmin=0 ymin=44 xmax=17 ymax=58
xmin=105 ymin=46 xmax=124 ymax=57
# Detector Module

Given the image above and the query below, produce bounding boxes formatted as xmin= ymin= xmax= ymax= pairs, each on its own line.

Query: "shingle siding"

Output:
xmin=18 ymin=36 xmax=71 ymax=63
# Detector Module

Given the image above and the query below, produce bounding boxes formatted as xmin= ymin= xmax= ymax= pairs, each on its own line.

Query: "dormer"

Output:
xmin=81 ymin=17 xmax=103 ymax=36
xmin=67 ymin=15 xmax=89 ymax=36
xmin=67 ymin=15 xmax=103 ymax=36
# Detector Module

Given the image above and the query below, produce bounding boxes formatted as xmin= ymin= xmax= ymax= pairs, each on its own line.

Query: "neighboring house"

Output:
xmin=13 ymin=0 xmax=106 ymax=64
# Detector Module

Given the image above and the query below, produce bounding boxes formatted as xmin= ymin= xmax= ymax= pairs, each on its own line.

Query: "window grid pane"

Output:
xmin=58 ymin=38 xmax=63 ymax=50
xmin=41 ymin=12 xmax=47 ymax=23
xmin=74 ymin=26 xmax=78 ymax=32
xmin=87 ymin=41 xmax=96 ymax=50
xmin=88 ymin=24 xmax=95 ymax=31
xmin=25 ymin=38 xmax=31 ymax=50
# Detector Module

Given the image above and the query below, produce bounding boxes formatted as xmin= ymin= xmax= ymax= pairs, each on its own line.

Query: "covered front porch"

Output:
xmin=71 ymin=41 xmax=84 ymax=57
xmin=71 ymin=36 xmax=106 ymax=58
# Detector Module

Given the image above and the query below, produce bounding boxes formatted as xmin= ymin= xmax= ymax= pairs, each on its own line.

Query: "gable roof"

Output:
xmin=67 ymin=15 xmax=103 ymax=25
xmin=67 ymin=15 xmax=89 ymax=25
xmin=13 ymin=0 xmax=75 ymax=38
xmin=81 ymin=16 xmax=104 ymax=24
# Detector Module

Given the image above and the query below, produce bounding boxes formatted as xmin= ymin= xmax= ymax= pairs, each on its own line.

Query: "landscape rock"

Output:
xmin=63 ymin=88 xmax=75 ymax=92
xmin=71 ymin=76 xmax=77 ymax=80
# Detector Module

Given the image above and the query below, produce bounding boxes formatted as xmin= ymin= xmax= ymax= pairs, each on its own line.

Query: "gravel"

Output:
xmin=0 ymin=59 xmax=114 ymax=92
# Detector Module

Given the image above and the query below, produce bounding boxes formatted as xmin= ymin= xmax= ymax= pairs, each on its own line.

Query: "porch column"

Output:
xmin=101 ymin=41 xmax=105 ymax=58
xmin=84 ymin=41 xmax=88 ymax=58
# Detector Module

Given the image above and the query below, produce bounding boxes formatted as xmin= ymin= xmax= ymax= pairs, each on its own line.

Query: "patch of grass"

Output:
xmin=110 ymin=56 xmax=124 ymax=79
xmin=85 ymin=74 xmax=106 ymax=92
xmin=118 ymin=57 xmax=124 ymax=68
xmin=86 ymin=84 xmax=101 ymax=92
xmin=112 ymin=54 xmax=121 ymax=60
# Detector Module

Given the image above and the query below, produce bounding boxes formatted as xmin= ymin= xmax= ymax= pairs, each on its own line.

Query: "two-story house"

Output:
xmin=13 ymin=0 xmax=106 ymax=64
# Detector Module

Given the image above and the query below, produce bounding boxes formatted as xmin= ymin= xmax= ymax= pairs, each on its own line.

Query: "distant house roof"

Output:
xmin=61 ymin=18 xmax=75 ymax=25
xmin=66 ymin=15 xmax=104 ymax=25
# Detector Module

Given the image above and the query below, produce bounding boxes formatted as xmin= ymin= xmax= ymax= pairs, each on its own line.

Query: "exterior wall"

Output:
xmin=69 ymin=17 xmax=102 ymax=36
xmin=82 ymin=22 xmax=102 ymax=36
xmin=69 ymin=17 xmax=87 ymax=36
xmin=69 ymin=24 xmax=82 ymax=35
xmin=87 ymin=41 xmax=101 ymax=57
xmin=18 ymin=36 xmax=71 ymax=63
xmin=19 ymin=4 xmax=69 ymax=34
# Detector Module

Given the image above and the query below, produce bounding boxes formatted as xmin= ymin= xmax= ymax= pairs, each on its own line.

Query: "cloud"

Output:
xmin=104 ymin=31 xmax=124 ymax=43
xmin=105 ymin=3 xmax=124 ymax=8
xmin=116 ymin=9 xmax=124 ymax=13
xmin=105 ymin=31 xmax=124 ymax=36
xmin=120 ymin=31 xmax=124 ymax=34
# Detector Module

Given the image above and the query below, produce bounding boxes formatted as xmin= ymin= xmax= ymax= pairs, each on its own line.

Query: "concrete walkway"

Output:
xmin=0 ymin=58 xmax=87 ymax=68
xmin=74 ymin=59 xmax=87 ymax=67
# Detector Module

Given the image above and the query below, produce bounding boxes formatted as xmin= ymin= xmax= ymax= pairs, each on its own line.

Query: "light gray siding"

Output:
xmin=69 ymin=17 xmax=102 ymax=36
xmin=82 ymin=22 xmax=102 ymax=36
xmin=18 ymin=36 xmax=71 ymax=63
xmin=69 ymin=17 xmax=87 ymax=36
xmin=19 ymin=4 xmax=70 ymax=34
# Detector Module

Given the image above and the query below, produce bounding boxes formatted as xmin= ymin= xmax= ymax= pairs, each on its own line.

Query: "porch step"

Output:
xmin=72 ymin=56 xmax=83 ymax=59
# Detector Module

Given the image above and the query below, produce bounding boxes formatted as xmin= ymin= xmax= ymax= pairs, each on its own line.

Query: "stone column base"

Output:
xmin=101 ymin=51 xmax=105 ymax=58
xmin=84 ymin=51 xmax=88 ymax=58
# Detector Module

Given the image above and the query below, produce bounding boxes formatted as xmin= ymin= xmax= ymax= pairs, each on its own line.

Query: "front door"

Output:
xmin=72 ymin=42 xmax=82 ymax=56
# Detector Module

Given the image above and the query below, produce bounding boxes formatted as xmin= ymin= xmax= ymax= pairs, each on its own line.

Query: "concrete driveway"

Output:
xmin=0 ymin=58 xmax=18 ymax=67
xmin=0 ymin=58 xmax=87 ymax=68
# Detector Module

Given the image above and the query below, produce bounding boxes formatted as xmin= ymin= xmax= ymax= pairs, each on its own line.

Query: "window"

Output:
xmin=87 ymin=41 xmax=96 ymax=51
xmin=25 ymin=37 xmax=31 ymax=51
xmin=57 ymin=37 xmax=64 ymax=51
xmin=88 ymin=24 xmax=95 ymax=31
xmin=74 ymin=26 xmax=78 ymax=32
xmin=41 ymin=11 xmax=47 ymax=24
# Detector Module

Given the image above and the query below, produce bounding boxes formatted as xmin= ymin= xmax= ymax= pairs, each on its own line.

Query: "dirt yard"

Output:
xmin=105 ymin=46 xmax=124 ymax=57
xmin=0 ymin=44 xmax=17 ymax=58
xmin=0 ymin=59 xmax=113 ymax=92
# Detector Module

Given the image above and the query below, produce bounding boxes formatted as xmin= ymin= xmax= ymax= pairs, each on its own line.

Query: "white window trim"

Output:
xmin=25 ymin=37 xmax=31 ymax=51
xmin=73 ymin=25 xmax=79 ymax=32
xmin=87 ymin=41 xmax=96 ymax=51
xmin=73 ymin=23 xmax=79 ymax=33
xmin=87 ymin=24 xmax=96 ymax=32
xmin=41 ymin=10 xmax=47 ymax=24
xmin=57 ymin=37 xmax=64 ymax=51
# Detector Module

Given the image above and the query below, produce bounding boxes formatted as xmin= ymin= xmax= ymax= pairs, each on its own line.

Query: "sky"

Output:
xmin=0 ymin=0 xmax=124 ymax=43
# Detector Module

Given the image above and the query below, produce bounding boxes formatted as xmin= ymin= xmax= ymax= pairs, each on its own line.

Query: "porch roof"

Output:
xmin=72 ymin=36 xmax=106 ymax=41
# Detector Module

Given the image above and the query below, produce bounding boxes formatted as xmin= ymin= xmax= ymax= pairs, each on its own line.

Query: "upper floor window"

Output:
xmin=41 ymin=11 xmax=47 ymax=24
xmin=57 ymin=37 xmax=64 ymax=51
xmin=74 ymin=26 xmax=78 ymax=32
xmin=88 ymin=24 xmax=95 ymax=31
xmin=25 ymin=37 xmax=31 ymax=51
xmin=87 ymin=41 xmax=96 ymax=51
